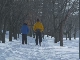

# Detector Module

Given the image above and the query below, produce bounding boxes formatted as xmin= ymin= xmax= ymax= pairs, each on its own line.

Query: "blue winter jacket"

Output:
xmin=21 ymin=23 xmax=29 ymax=34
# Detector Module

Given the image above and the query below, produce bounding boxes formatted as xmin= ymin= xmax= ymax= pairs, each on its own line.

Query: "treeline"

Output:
xmin=0 ymin=0 xmax=79 ymax=46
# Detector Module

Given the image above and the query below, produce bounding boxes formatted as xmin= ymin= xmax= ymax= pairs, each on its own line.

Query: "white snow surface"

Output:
xmin=0 ymin=32 xmax=79 ymax=60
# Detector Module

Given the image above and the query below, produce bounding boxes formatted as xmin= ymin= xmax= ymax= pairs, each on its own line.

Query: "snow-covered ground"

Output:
xmin=0 ymin=32 xmax=79 ymax=60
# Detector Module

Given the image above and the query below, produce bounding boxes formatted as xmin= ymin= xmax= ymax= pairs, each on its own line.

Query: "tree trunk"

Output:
xmin=66 ymin=34 xmax=67 ymax=40
xmin=0 ymin=25 xmax=2 ymax=41
xmin=60 ymin=23 xmax=63 ymax=46
xmin=74 ymin=28 xmax=77 ymax=39
xmin=47 ymin=28 xmax=49 ymax=37
xmin=0 ymin=13 xmax=3 ymax=42
xmin=57 ymin=32 xmax=59 ymax=42
xmin=73 ymin=33 xmax=76 ymax=39
xmin=2 ymin=20 xmax=6 ymax=43
xmin=9 ymin=14 xmax=12 ymax=41
xmin=13 ymin=26 xmax=17 ymax=40
xmin=9 ymin=25 xmax=12 ymax=41
xmin=54 ymin=30 xmax=58 ymax=43
xmin=69 ymin=30 xmax=71 ymax=40
xmin=66 ymin=31 xmax=67 ymax=40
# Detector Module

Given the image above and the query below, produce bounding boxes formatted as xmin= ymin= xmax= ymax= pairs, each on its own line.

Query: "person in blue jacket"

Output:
xmin=21 ymin=23 xmax=29 ymax=44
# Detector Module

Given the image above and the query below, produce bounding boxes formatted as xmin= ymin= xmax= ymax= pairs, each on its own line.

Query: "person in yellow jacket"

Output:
xmin=33 ymin=19 xmax=44 ymax=46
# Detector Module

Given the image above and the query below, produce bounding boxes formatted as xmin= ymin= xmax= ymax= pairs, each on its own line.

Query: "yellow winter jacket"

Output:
xmin=33 ymin=22 xmax=44 ymax=32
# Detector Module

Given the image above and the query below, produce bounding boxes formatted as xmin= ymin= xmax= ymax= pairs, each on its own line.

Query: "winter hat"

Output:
xmin=37 ymin=19 xmax=39 ymax=22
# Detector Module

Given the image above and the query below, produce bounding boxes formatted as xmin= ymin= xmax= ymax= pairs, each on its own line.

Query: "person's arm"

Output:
xmin=41 ymin=23 xmax=44 ymax=32
xmin=33 ymin=24 xmax=36 ymax=32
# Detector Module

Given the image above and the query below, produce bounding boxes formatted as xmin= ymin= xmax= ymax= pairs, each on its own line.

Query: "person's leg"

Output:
xmin=25 ymin=34 xmax=27 ymax=44
xmin=36 ymin=33 xmax=38 ymax=45
xmin=22 ymin=34 xmax=25 ymax=44
xmin=39 ymin=32 xmax=42 ymax=46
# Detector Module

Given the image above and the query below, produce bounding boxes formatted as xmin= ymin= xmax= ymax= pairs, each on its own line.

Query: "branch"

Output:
xmin=57 ymin=1 xmax=76 ymax=29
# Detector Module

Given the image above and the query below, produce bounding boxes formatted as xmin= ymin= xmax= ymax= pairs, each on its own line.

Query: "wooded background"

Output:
xmin=0 ymin=0 xmax=79 ymax=46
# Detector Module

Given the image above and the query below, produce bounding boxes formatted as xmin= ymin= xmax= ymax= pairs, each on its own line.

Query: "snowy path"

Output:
xmin=0 ymin=35 xmax=79 ymax=60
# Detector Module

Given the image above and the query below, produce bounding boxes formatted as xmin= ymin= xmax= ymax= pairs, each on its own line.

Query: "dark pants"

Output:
xmin=22 ymin=34 xmax=27 ymax=44
xmin=35 ymin=31 xmax=42 ymax=45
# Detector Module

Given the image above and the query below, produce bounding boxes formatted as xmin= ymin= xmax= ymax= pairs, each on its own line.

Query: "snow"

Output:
xmin=0 ymin=32 xmax=79 ymax=60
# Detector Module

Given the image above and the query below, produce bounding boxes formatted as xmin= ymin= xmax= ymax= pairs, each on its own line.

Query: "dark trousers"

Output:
xmin=35 ymin=31 xmax=42 ymax=45
xmin=22 ymin=34 xmax=27 ymax=44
